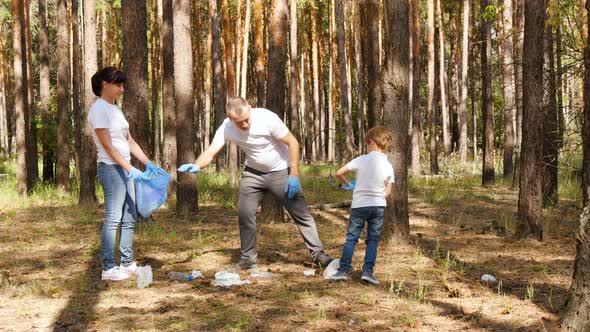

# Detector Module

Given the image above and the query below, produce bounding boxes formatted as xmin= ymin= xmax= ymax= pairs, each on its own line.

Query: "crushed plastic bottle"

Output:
xmin=303 ymin=270 xmax=315 ymax=277
xmin=213 ymin=271 xmax=251 ymax=287
xmin=136 ymin=265 xmax=153 ymax=288
xmin=250 ymin=271 xmax=273 ymax=278
xmin=168 ymin=270 xmax=204 ymax=282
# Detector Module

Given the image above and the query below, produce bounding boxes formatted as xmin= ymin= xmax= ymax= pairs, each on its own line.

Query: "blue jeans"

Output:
xmin=339 ymin=206 xmax=385 ymax=274
xmin=97 ymin=162 xmax=137 ymax=271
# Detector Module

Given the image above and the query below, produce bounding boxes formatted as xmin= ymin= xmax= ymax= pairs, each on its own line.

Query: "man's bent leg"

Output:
xmin=237 ymin=171 xmax=265 ymax=262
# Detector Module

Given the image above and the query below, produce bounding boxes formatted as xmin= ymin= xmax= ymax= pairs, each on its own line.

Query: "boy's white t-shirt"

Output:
xmin=211 ymin=108 xmax=290 ymax=172
xmin=346 ymin=151 xmax=395 ymax=208
xmin=87 ymin=98 xmax=131 ymax=165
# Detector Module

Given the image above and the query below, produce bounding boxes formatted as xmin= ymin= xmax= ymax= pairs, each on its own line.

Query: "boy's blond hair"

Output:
xmin=226 ymin=96 xmax=251 ymax=116
xmin=365 ymin=126 xmax=392 ymax=151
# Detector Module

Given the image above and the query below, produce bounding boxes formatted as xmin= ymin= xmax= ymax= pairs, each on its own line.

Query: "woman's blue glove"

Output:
xmin=284 ymin=176 xmax=301 ymax=199
xmin=127 ymin=167 xmax=148 ymax=181
xmin=341 ymin=180 xmax=356 ymax=191
xmin=177 ymin=164 xmax=201 ymax=173
xmin=145 ymin=161 xmax=158 ymax=176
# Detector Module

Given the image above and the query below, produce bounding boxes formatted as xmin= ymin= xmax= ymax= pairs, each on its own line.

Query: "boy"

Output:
xmin=328 ymin=126 xmax=394 ymax=284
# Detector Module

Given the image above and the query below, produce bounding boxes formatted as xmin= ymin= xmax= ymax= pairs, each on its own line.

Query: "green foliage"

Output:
xmin=481 ymin=5 xmax=498 ymax=22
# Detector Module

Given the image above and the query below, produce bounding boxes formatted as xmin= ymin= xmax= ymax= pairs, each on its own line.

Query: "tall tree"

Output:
xmin=382 ymin=0 xmax=409 ymax=241
xmin=327 ymin=0 xmax=336 ymax=161
xmin=517 ymin=0 xmax=547 ymax=240
xmin=480 ymin=0 xmax=495 ymax=186
xmin=437 ymin=0 xmax=451 ymax=156
xmin=23 ymin=0 xmax=37 ymax=183
xmin=427 ymin=0 xmax=438 ymax=174
xmin=364 ymin=0 xmax=381 ymax=128
xmin=38 ymin=0 xmax=54 ymax=182
xmin=513 ymin=0 xmax=525 ymax=187
xmin=289 ymin=0 xmax=299 ymax=142
xmin=543 ymin=25 xmax=558 ymax=207
xmin=458 ymin=0 xmax=469 ymax=164
xmin=253 ymin=0 xmax=266 ymax=106
xmin=210 ymin=0 xmax=226 ymax=172
xmin=0 ymin=30 xmax=8 ymax=157
xmin=336 ymin=0 xmax=355 ymax=157
xmin=80 ymin=0 xmax=98 ymax=204
xmin=500 ymin=0 xmax=516 ymax=177
xmin=72 ymin=0 xmax=82 ymax=182
xmin=239 ymin=0 xmax=252 ymax=97
xmin=221 ymin=0 xmax=236 ymax=97
xmin=121 ymin=0 xmax=151 ymax=161
xmin=161 ymin=0 xmax=177 ymax=188
xmin=174 ymin=0 xmax=198 ymax=215
xmin=56 ymin=0 xmax=71 ymax=192
xmin=409 ymin=0 xmax=422 ymax=176
xmin=354 ymin=0 xmax=365 ymax=153
xmin=310 ymin=3 xmax=321 ymax=160
xmin=150 ymin=0 xmax=160 ymax=162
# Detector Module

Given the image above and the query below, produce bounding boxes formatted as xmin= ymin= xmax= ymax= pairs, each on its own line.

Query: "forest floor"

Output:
xmin=0 ymin=166 xmax=582 ymax=331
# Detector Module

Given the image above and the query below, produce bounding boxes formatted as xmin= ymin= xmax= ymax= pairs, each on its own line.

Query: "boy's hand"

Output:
xmin=285 ymin=176 xmax=301 ymax=199
xmin=341 ymin=180 xmax=356 ymax=191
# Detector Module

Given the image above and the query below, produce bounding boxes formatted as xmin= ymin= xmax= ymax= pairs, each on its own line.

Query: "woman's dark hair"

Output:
xmin=91 ymin=67 xmax=126 ymax=97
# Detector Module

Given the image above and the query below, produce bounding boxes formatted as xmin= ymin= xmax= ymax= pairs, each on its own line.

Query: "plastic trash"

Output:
xmin=136 ymin=265 xmax=153 ymax=288
xmin=303 ymin=270 xmax=315 ymax=277
xmin=323 ymin=259 xmax=340 ymax=279
xmin=168 ymin=270 xmax=204 ymax=282
xmin=135 ymin=166 xmax=172 ymax=218
xmin=481 ymin=274 xmax=497 ymax=283
xmin=250 ymin=271 xmax=273 ymax=278
xmin=213 ymin=271 xmax=251 ymax=287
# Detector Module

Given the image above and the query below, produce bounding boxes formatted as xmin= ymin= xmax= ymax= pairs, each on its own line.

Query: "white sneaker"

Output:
xmin=101 ymin=266 xmax=131 ymax=281
xmin=120 ymin=262 xmax=138 ymax=275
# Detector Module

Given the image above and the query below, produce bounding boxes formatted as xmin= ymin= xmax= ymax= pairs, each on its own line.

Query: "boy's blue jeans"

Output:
xmin=97 ymin=162 xmax=137 ymax=271
xmin=339 ymin=206 xmax=385 ymax=274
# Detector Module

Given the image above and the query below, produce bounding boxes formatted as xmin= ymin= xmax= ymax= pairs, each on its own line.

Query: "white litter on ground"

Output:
xmin=213 ymin=271 xmax=251 ymax=287
xmin=250 ymin=271 xmax=273 ymax=278
xmin=323 ymin=259 xmax=340 ymax=279
xmin=136 ymin=265 xmax=153 ymax=288
xmin=481 ymin=274 xmax=497 ymax=283
xmin=303 ymin=270 xmax=315 ymax=277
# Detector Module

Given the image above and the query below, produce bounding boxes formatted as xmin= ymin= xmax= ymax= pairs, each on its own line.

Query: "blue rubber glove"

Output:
xmin=127 ymin=167 xmax=148 ymax=181
xmin=145 ymin=161 xmax=158 ymax=176
xmin=177 ymin=164 xmax=201 ymax=173
xmin=284 ymin=176 xmax=301 ymax=199
xmin=341 ymin=180 xmax=356 ymax=191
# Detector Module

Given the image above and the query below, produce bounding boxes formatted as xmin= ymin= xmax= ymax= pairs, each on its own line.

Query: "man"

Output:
xmin=178 ymin=97 xmax=333 ymax=269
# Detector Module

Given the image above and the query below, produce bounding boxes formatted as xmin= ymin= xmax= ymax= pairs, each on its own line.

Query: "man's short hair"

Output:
xmin=365 ymin=126 xmax=393 ymax=151
xmin=226 ymin=96 xmax=251 ymax=116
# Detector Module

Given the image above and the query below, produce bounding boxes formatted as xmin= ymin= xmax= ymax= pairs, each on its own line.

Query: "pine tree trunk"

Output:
xmin=365 ymin=0 xmax=381 ymax=129
xmin=458 ymin=0 xmax=469 ymax=165
xmin=556 ymin=26 xmax=564 ymax=149
xmin=561 ymin=207 xmax=590 ymax=331
xmin=543 ymin=26 xmax=558 ymax=207
xmin=150 ymin=0 xmax=160 ymax=162
xmin=517 ymin=0 xmax=546 ymax=241
xmin=584 ymin=0 xmax=590 ymax=206
xmin=56 ymin=0 xmax=71 ymax=192
xmin=72 ymin=0 xmax=82 ymax=183
xmin=38 ymin=0 xmax=54 ymax=182
xmin=436 ymin=0 xmax=451 ymax=156
xmin=122 ymin=0 xmax=151 ymax=163
xmin=328 ymin=0 xmax=336 ymax=162
xmin=427 ymin=0 xmax=438 ymax=175
xmin=354 ymin=0 xmax=365 ymax=154
xmin=289 ymin=0 xmax=299 ymax=142
xmin=23 ymin=0 xmax=37 ymax=184
xmin=80 ymin=0 xmax=98 ymax=205
xmin=481 ymin=0 xmax=495 ymax=186
xmin=336 ymin=0 xmax=355 ymax=157
xmin=239 ymin=0 xmax=251 ymax=97
xmin=253 ymin=0 xmax=266 ymax=106
xmin=409 ymin=0 xmax=421 ymax=175
xmin=501 ymin=0 xmax=516 ymax=178
xmin=161 ymin=0 xmax=177 ymax=190
xmin=382 ymin=0 xmax=409 ymax=242
xmin=221 ymin=0 xmax=236 ymax=97
xmin=310 ymin=3 xmax=321 ymax=161
xmin=513 ymin=0 xmax=525 ymax=187
xmin=211 ymin=0 xmax=227 ymax=172
xmin=0 ymin=33 xmax=7 ymax=157
xmin=204 ymin=6 xmax=212 ymax=150
xmin=174 ymin=0 xmax=198 ymax=215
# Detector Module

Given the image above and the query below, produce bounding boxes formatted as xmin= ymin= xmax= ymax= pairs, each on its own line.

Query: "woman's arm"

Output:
xmin=95 ymin=128 xmax=133 ymax=171
xmin=128 ymin=133 xmax=150 ymax=165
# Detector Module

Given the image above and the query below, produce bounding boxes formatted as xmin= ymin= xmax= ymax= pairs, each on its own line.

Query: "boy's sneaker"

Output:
xmin=236 ymin=259 xmax=257 ymax=270
xmin=361 ymin=271 xmax=379 ymax=285
xmin=327 ymin=270 xmax=349 ymax=281
xmin=313 ymin=252 xmax=334 ymax=268
xmin=101 ymin=266 xmax=131 ymax=281
xmin=120 ymin=262 xmax=138 ymax=275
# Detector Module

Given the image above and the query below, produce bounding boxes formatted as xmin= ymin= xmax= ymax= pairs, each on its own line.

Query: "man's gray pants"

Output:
xmin=237 ymin=167 xmax=325 ymax=262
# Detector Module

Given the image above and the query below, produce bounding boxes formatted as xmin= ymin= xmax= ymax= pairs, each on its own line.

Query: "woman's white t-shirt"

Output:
xmin=346 ymin=151 xmax=395 ymax=208
xmin=87 ymin=98 xmax=131 ymax=165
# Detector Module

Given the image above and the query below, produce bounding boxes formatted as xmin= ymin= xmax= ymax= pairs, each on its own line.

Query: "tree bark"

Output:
xmin=80 ymin=0 xmax=98 ymax=204
xmin=427 ymin=0 xmax=438 ymax=175
xmin=354 ymin=0 xmax=366 ymax=155
xmin=458 ymin=0 xmax=469 ymax=165
xmin=513 ymin=0 xmax=525 ymax=187
xmin=481 ymin=0 xmax=495 ymax=186
xmin=289 ymin=0 xmax=299 ymax=142
xmin=174 ymin=0 xmax=198 ymax=215
xmin=221 ymin=0 xmax=236 ymax=97
xmin=23 ymin=0 xmax=37 ymax=184
xmin=517 ymin=0 xmax=546 ymax=241
xmin=382 ymin=0 xmax=409 ymax=242
xmin=161 ymin=0 xmax=177 ymax=190
xmin=436 ymin=0 xmax=451 ymax=156
xmin=150 ymin=0 xmax=160 ymax=162
xmin=501 ymin=0 xmax=516 ymax=178
xmin=56 ymin=0 xmax=71 ymax=192
xmin=38 ymin=0 xmax=54 ymax=182
xmin=328 ymin=0 xmax=336 ymax=162
xmin=561 ymin=207 xmax=590 ymax=331
xmin=239 ymin=0 xmax=252 ymax=97
xmin=122 ymin=0 xmax=151 ymax=163
xmin=210 ymin=0 xmax=227 ymax=172
xmin=364 ymin=0 xmax=381 ymax=128
xmin=336 ymin=0 xmax=355 ymax=157
xmin=72 ymin=0 xmax=82 ymax=183
xmin=409 ymin=0 xmax=421 ymax=176
xmin=543 ymin=26 xmax=558 ymax=207
xmin=253 ymin=0 xmax=266 ymax=106
xmin=556 ymin=26 xmax=564 ymax=149
xmin=310 ymin=3 xmax=321 ymax=161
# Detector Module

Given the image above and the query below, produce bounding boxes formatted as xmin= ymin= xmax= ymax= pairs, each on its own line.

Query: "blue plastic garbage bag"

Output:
xmin=135 ymin=166 xmax=171 ymax=218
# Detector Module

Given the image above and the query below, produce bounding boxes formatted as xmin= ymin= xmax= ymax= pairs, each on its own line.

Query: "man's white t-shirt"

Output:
xmin=346 ymin=151 xmax=395 ymax=208
xmin=87 ymin=98 xmax=131 ymax=165
xmin=211 ymin=108 xmax=290 ymax=172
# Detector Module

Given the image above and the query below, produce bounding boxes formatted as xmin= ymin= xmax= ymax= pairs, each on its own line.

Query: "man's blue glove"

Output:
xmin=127 ymin=167 xmax=148 ymax=181
xmin=177 ymin=164 xmax=201 ymax=173
xmin=145 ymin=161 xmax=158 ymax=176
xmin=341 ymin=180 xmax=356 ymax=191
xmin=284 ymin=176 xmax=301 ymax=199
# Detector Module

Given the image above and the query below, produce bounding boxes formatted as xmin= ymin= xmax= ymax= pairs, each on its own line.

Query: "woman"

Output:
xmin=88 ymin=67 xmax=157 ymax=281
